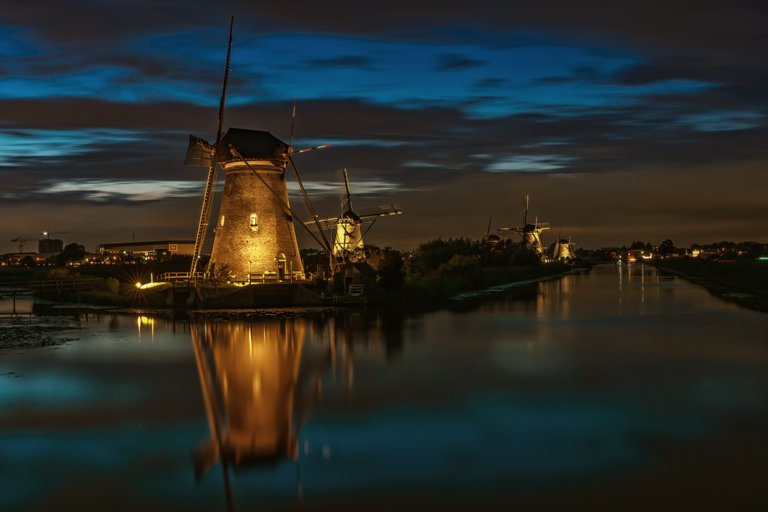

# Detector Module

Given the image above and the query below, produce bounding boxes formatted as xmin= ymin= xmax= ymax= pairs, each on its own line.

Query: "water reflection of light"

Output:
xmin=189 ymin=316 xmax=386 ymax=507
xmin=0 ymin=297 xmax=33 ymax=315
xmin=193 ymin=321 xmax=315 ymax=473
xmin=532 ymin=276 xmax=574 ymax=322
xmin=558 ymin=276 xmax=572 ymax=320
xmin=136 ymin=316 xmax=155 ymax=340
xmin=536 ymin=283 xmax=546 ymax=320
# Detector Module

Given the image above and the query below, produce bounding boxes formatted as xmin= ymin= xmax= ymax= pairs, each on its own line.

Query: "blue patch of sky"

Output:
xmin=0 ymin=25 xmax=40 ymax=57
xmin=287 ymin=180 xmax=403 ymax=196
xmin=40 ymin=179 xmax=202 ymax=202
xmin=402 ymin=160 xmax=444 ymax=168
xmin=1 ymin=29 xmax=715 ymax=119
xmin=295 ymin=138 xmax=416 ymax=149
xmin=486 ymin=154 xmax=577 ymax=173
xmin=0 ymin=129 xmax=144 ymax=166
xmin=239 ymin=35 xmax=639 ymax=114
xmin=680 ymin=111 xmax=763 ymax=132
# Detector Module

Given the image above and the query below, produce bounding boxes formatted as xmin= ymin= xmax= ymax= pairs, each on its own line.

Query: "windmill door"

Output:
xmin=277 ymin=253 xmax=287 ymax=280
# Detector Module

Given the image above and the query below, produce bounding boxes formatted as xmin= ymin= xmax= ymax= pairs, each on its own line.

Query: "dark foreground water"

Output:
xmin=2 ymin=265 xmax=767 ymax=511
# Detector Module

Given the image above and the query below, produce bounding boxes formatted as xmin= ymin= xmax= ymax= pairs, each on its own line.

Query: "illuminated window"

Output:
xmin=249 ymin=213 xmax=258 ymax=231
xmin=220 ymin=215 xmax=225 ymax=227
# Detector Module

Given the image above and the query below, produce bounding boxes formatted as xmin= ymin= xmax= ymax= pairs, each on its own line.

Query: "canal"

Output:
xmin=1 ymin=264 xmax=767 ymax=511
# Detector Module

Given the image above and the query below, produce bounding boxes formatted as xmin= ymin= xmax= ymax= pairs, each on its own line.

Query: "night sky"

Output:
xmin=1 ymin=0 xmax=766 ymax=253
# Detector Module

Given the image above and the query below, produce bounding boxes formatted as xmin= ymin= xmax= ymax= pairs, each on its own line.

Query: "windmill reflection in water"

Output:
xmin=190 ymin=317 xmax=359 ymax=509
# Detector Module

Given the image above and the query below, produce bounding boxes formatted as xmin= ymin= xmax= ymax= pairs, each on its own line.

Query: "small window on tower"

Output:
xmin=220 ymin=215 xmax=225 ymax=227
xmin=249 ymin=213 xmax=258 ymax=231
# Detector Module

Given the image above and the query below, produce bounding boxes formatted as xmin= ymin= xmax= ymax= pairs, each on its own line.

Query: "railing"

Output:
xmin=157 ymin=272 xmax=205 ymax=282
xmin=245 ymin=271 xmax=307 ymax=284
xmin=158 ymin=271 xmax=307 ymax=285
xmin=0 ymin=278 xmax=102 ymax=292
xmin=348 ymin=284 xmax=364 ymax=296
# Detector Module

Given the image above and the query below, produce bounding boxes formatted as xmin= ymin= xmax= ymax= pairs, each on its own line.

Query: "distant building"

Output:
xmin=38 ymin=238 xmax=64 ymax=257
xmin=98 ymin=240 xmax=195 ymax=258
xmin=1 ymin=253 xmax=47 ymax=266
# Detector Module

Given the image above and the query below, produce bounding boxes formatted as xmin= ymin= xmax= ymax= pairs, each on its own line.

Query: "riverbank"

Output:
xmin=22 ymin=262 xmax=580 ymax=311
xmin=655 ymin=259 xmax=768 ymax=312
xmin=0 ymin=315 xmax=81 ymax=350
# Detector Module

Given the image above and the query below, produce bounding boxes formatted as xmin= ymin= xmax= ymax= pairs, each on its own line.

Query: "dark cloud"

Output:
xmin=435 ymin=53 xmax=484 ymax=71
xmin=538 ymin=65 xmax=609 ymax=85
xmin=305 ymin=55 xmax=376 ymax=69
xmin=3 ymin=94 xmax=766 ymax=203
xmin=473 ymin=78 xmax=505 ymax=89
xmin=614 ymin=60 xmax=768 ymax=89
xmin=1 ymin=0 xmax=766 ymax=251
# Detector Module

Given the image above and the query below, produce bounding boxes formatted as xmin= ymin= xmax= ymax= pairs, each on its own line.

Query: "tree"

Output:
xmin=377 ymin=249 xmax=405 ymax=293
xmin=56 ymin=243 xmax=86 ymax=265
xmin=658 ymin=239 xmax=677 ymax=256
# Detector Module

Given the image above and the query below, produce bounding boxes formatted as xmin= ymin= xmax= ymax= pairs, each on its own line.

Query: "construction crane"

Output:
xmin=41 ymin=230 xmax=69 ymax=239
xmin=10 ymin=236 xmax=38 ymax=253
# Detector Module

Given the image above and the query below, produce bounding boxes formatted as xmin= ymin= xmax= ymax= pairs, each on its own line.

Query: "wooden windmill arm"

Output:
xmin=303 ymin=217 xmax=338 ymax=232
xmin=357 ymin=207 xmax=403 ymax=221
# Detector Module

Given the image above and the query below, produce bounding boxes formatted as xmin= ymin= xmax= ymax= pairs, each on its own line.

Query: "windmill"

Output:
xmin=497 ymin=194 xmax=550 ymax=256
xmin=184 ymin=18 xmax=328 ymax=283
xmin=482 ymin=214 xmax=501 ymax=247
xmin=550 ymin=236 xmax=576 ymax=262
xmin=305 ymin=168 xmax=402 ymax=266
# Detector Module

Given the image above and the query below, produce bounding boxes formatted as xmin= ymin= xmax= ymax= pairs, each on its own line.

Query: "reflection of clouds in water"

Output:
xmin=0 ymin=370 xmax=132 ymax=407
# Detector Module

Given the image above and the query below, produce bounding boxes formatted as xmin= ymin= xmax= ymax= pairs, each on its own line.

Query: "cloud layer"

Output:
xmin=1 ymin=1 xmax=766 ymax=251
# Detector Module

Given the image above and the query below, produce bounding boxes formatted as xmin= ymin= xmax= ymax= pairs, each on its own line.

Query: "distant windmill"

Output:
xmin=551 ymin=236 xmax=576 ymax=262
xmin=305 ymin=169 xmax=402 ymax=266
xmin=498 ymin=194 xmax=550 ymax=256
xmin=482 ymin=214 xmax=501 ymax=247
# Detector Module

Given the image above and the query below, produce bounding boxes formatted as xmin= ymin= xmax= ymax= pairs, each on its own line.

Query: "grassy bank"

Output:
xmin=655 ymin=259 xmax=768 ymax=312
xmin=397 ymin=261 xmax=574 ymax=302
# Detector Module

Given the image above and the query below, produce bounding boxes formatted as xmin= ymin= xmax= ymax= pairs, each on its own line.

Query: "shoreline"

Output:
xmin=1 ymin=265 xmax=586 ymax=350
xmin=0 ymin=315 xmax=81 ymax=351
xmin=451 ymin=266 xmax=590 ymax=301
xmin=655 ymin=260 xmax=768 ymax=313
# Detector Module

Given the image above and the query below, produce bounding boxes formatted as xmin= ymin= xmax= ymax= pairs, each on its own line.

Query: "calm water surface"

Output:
xmin=2 ymin=265 xmax=767 ymax=511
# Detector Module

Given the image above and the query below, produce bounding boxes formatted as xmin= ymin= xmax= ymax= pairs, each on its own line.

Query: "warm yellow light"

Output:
xmin=138 ymin=282 xmax=165 ymax=290
xmin=135 ymin=282 xmax=142 ymax=288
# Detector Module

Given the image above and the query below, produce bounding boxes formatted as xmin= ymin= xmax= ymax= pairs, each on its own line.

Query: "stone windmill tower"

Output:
xmin=208 ymin=129 xmax=304 ymax=281
xmin=185 ymin=18 xmax=304 ymax=282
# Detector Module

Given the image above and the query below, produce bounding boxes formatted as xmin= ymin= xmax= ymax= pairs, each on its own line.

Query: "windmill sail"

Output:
xmin=498 ymin=194 xmax=549 ymax=257
xmin=185 ymin=135 xmax=213 ymax=167
xmin=189 ymin=16 xmax=234 ymax=278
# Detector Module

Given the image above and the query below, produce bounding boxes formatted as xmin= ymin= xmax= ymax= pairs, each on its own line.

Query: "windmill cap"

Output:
xmin=218 ymin=128 xmax=289 ymax=162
